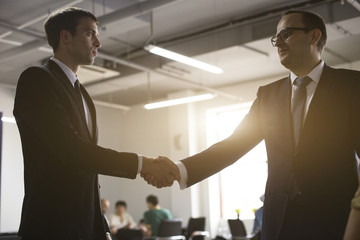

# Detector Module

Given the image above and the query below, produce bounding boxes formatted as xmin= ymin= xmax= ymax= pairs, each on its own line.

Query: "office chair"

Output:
xmin=156 ymin=219 xmax=186 ymax=240
xmin=183 ymin=217 xmax=210 ymax=240
xmin=0 ymin=232 xmax=21 ymax=240
xmin=227 ymin=219 xmax=247 ymax=240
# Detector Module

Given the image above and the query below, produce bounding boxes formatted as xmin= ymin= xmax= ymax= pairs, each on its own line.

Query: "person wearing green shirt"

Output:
xmin=143 ymin=195 xmax=173 ymax=236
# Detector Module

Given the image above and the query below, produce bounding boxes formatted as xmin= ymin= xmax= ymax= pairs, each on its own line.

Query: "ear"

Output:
xmin=59 ymin=29 xmax=72 ymax=46
xmin=311 ymin=29 xmax=321 ymax=47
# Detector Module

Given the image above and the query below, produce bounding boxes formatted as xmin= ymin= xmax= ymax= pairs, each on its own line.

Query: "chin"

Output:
xmin=83 ymin=59 xmax=94 ymax=65
xmin=280 ymin=58 xmax=287 ymax=68
xmin=279 ymin=57 xmax=291 ymax=69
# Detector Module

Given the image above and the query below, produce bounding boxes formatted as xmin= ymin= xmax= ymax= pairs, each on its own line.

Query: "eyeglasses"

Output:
xmin=271 ymin=27 xmax=313 ymax=47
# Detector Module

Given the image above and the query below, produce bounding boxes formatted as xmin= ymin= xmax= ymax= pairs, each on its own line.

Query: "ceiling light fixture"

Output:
xmin=144 ymin=93 xmax=215 ymax=110
xmin=144 ymin=44 xmax=224 ymax=74
xmin=1 ymin=116 xmax=16 ymax=124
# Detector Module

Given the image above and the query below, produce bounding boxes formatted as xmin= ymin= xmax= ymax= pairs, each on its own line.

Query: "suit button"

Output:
xmin=298 ymin=191 xmax=302 ymax=195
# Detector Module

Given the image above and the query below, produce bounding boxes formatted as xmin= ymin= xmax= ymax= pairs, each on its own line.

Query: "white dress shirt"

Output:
xmin=290 ymin=60 xmax=324 ymax=120
xmin=108 ymin=212 xmax=136 ymax=230
xmin=51 ymin=57 xmax=92 ymax=130
xmin=50 ymin=57 xmax=143 ymax=174
xmin=176 ymin=60 xmax=325 ymax=190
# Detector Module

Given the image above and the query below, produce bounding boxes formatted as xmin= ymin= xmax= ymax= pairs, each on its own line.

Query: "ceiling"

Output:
xmin=0 ymin=0 xmax=359 ymax=108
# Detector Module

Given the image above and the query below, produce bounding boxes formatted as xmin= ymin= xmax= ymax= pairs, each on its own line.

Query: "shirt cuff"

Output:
xmin=176 ymin=161 xmax=188 ymax=190
xmin=137 ymin=154 xmax=143 ymax=174
xmin=106 ymin=232 xmax=112 ymax=240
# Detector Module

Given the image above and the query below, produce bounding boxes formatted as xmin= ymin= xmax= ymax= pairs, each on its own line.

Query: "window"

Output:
xmin=207 ymin=103 xmax=267 ymax=220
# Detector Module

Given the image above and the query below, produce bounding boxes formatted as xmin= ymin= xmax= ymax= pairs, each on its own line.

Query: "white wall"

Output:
xmin=0 ymin=86 xmax=24 ymax=233
xmin=167 ymin=91 xmax=199 ymax=227
xmin=97 ymin=104 xmax=175 ymax=224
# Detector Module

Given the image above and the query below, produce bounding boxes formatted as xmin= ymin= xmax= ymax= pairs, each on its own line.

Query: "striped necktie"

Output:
xmin=292 ymin=76 xmax=311 ymax=147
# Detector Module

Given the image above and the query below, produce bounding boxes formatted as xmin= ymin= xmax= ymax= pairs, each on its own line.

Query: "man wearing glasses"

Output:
xmin=144 ymin=10 xmax=360 ymax=240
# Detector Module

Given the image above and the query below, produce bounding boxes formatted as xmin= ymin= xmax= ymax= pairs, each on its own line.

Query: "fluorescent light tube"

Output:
xmin=145 ymin=45 xmax=223 ymax=74
xmin=1 ymin=116 xmax=16 ymax=123
xmin=145 ymin=93 xmax=215 ymax=110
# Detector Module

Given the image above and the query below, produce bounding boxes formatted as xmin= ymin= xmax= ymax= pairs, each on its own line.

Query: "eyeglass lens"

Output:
xmin=271 ymin=29 xmax=288 ymax=46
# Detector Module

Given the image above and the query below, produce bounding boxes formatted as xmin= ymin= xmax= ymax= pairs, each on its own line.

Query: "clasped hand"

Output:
xmin=140 ymin=156 xmax=180 ymax=188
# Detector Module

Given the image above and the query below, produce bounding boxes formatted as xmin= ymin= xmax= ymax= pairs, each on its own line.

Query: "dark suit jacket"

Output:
xmin=13 ymin=59 xmax=138 ymax=240
xmin=181 ymin=65 xmax=360 ymax=240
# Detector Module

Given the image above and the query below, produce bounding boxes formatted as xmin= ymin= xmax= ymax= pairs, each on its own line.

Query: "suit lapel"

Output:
xmin=297 ymin=65 xmax=336 ymax=150
xmin=268 ymin=77 xmax=294 ymax=155
xmin=280 ymin=77 xmax=295 ymax=155
xmin=45 ymin=60 xmax=92 ymax=139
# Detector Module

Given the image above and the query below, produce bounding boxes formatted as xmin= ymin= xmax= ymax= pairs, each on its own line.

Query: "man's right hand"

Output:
xmin=140 ymin=156 xmax=180 ymax=188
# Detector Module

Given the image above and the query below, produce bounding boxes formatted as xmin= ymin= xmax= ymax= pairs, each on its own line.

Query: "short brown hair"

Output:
xmin=115 ymin=200 xmax=127 ymax=209
xmin=146 ymin=195 xmax=159 ymax=206
xmin=282 ymin=10 xmax=327 ymax=52
xmin=44 ymin=7 xmax=98 ymax=51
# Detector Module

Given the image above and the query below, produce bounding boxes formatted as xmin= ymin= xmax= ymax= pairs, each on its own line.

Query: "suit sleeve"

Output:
xmin=352 ymin=79 xmax=360 ymax=162
xmin=353 ymin=78 xmax=360 ymax=161
xmin=13 ymin=67 xmax=138 ymax=178
xmin=181 ymin=88 xmax=264 ymax=187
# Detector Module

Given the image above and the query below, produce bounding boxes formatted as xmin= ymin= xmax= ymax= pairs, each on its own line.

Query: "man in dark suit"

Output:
xmin=14 ymin=7 xmax=179 ymax=240
xmin=146 ymin=10 xmax=360 ymax=240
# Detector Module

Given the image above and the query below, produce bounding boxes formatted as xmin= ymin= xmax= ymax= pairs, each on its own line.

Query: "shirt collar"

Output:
xmin=50 ymin=57 xmax=78 ymax=87
xmin=290 ymin=60 xmax=324 ymax=85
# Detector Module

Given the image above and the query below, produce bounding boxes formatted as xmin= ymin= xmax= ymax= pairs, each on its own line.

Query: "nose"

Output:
xmin=94 ymin=36 xmax=101 ymax=48
xmin=275 ymin=37 xmax=283 ymax=47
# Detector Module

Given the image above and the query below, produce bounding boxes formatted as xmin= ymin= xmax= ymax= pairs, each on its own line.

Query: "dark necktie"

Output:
xmin=74 ymin=80 xmax=86 ymax=121
xmin=292 ymin=76 xmax=311 ymax=147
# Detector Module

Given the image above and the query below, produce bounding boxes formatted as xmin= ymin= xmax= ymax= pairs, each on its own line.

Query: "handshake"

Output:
xmin=140 ymin=156 xmax=181 ymax=188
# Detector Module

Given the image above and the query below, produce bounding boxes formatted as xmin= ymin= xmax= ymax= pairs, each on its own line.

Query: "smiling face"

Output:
xmin=275 ymin=13 xmax=315 ymax=72
xmin=67 ymin=16 xmax=101 ymax=66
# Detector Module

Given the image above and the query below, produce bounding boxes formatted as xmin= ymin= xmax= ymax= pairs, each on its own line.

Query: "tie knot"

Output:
xmin=75 ymin=79 xmax=80 ymax=89
xmin=294 ymin=76 xmax=311 ymax=87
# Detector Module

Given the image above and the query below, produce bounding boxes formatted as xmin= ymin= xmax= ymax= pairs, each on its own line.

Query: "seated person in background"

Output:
xmin=143 ymin=194 xmax=173 ymax=236
xmin=252 ymin=194 xmax=264 ymax=234
xmin=109 ymin=200 xmax=136 ymax=235
xmin=101 ymin=198 xmax=110 ymax=225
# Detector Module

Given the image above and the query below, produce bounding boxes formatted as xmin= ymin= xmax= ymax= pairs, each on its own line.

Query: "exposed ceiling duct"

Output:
xmin=96 ymin=51 xmax=242 ymax=101
xmin=97 ymin=0 xmax=181 ymax=27
xmin=0 ymin=39 xmax=48 ymax=63
xmin=347 ymin=0 xmax=360 ymax=11
xmin=0 ymin=0 xmax=242 ymax=102
xmin=0 ymin=0 xmax=85 ymax=40
xmin=0 ymin=0 xmax=359 ymax=107
xmin=0 ymin=0 xmax=182 ymax=63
